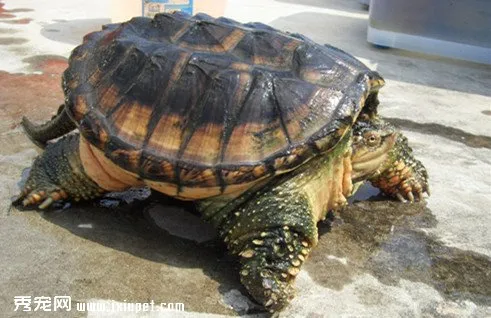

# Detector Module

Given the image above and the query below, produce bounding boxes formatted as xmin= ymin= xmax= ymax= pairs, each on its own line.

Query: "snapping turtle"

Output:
xmin=17 ymin=12 xmax=429 ymax=312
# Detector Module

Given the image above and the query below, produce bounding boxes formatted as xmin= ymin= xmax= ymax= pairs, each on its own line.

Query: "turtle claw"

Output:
xmin=374 ymin=175 xmax=429 ymax=204
xmin=368 ymin=130 xmax=430 ymax=204
xmin=396 ymin=193 xmax=405 ymax=202
xmin=18 ymin=187 xmax=67 ymax=210
xmin=264 ymin=299 xmax=274 ymax=308
xmin=393 ymin=179 xmax=430 ymax=203
xmin=39 ymin=197 xmax=55 ymax=209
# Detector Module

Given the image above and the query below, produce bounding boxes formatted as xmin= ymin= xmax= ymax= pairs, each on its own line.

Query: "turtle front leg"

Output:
xmin=370 ymin=134 xmax=430 ymax=202
xmin=213 ymin=189 xmax=317 ymax=312
xmin=16 ymin=134 xmax=106 ymax=209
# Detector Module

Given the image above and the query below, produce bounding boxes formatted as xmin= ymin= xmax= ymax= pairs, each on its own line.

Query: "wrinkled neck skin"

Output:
xmin=351 ymin=140 xmax=397 ymax=183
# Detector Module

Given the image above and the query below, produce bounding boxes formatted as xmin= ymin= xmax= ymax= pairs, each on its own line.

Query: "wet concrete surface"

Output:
xmin=0 ymin=28 xmax=19 ymax=34
xmin=0 ymin=18 xmax=32 ymax=25
xmin=385 ymin=118 xmax=491 ymax=150
xmin=40 ymin=19 xmax=112 ymax=45
xmin=0 ymin=0 xmax=490 ymax=317
xmin=6 ymin=193 xmax=241 ymax=316
xmin=0 ymin=2 xmax=32 ymax=20
xmin=0 ymin=37 xmax=28 ymax=45
xmin=310 ymin=200 xmax=491 ymax=306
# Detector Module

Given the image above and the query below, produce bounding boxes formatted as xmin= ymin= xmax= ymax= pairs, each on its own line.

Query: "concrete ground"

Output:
xmin=1 ymin=0 xmax=490 ymax=317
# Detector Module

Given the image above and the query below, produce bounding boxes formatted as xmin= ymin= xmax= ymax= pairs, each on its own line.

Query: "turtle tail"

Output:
xmin=21 ymin=104 xmax=77 ymax=149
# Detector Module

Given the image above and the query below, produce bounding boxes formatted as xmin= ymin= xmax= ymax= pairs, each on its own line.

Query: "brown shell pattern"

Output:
xmin=62 ymin=12 xmax=385 ymax=194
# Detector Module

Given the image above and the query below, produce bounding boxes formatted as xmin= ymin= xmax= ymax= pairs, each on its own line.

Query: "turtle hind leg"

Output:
xmin=15 ymin=133 xmax=106 ymax=209
xmin=214 ymin=188 xmax=318 ymax=312
xmin=21 ymin=104 xmax=77 ymax=149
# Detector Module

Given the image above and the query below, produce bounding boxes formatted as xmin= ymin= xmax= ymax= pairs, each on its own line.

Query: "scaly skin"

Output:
xmin=202 ymin=185 xmax=318 ymax=312
xmin=21 ymin=104 xmax=77 ymax=149
xmin=222 ymin=194 xmax=315 ymax=312
xmin=351 ymin=118 xmax=429 ymax=203
xmin=201 ymin=135 xmax=352 ymax=312
xmin=16 ymin=117 xmax=429 ymax=313
xmin=370 ymin=134 xmax=429 ymax=202
xmin=15 ymin=134 xmax=106 ymax=209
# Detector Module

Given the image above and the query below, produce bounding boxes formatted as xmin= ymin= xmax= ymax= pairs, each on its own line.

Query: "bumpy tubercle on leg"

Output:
xmin=236 ymin=226 xmax=313 ymax=311
xmin=214 ymin=188 xmax=318 ymax=313
xmin=200 ymin=140 xmax=353 ymax=312
xmin=16 ymin=134 xmax=107 ymax=209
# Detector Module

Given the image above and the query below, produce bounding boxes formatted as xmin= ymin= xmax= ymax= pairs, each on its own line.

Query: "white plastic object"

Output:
xmin=111 ymin=0 xmax=227 ymax=23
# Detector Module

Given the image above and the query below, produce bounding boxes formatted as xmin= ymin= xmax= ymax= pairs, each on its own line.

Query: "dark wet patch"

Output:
xmin=22 ymin=54 xmax=68 ymax=74
xmin=0 ymin=2 xmax=33 ymax=15
xmin=0 ymin=0 xmax=30 ymax=22
xmin=7 ymin=45 xmax=29 ymax=56
xmin=369 ymin=228 xmax=491 ymax=305
xmin=396 ymin=59 xmax=417 ymax=68
xmin=0 ymin=27 xmax=17 ymax=34
xmin=0 ymin=55 xmax=67 ymax=143
xmin=41 ymin=18 xmax=111 ymax=45
xmin=425 ymin=244 xmax=491 ymax=304
xmin=0 ymin=18 xmax=32 ymax=24
xmin=0 ymin=37 xmax=27 ymax=45
xmin=386 ymin=117 xmax=491 ymax=149
xmin=0 ymin=69 xmax=63 ymax=119
xmin=306 ymin=199 xmax=491 ymax=306
xmin=0 ymin=12 xmax=14 ymax=19
xmin=6 ymin=8 xmax=33 ymax=13
xmin=482 ymin=110 xmax=491 ymax=116
xmin=368 ymin=226 xmax=491 ymax=305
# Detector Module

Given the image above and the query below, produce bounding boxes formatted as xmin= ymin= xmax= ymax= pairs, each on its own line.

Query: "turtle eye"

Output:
xmin=365 ymin=133 xmax=381 ymax=147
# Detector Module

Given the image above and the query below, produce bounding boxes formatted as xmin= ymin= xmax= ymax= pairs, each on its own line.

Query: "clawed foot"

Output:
xmin=16 ymin=185 xmax=68 ymax=209
xmin=14 ymin=134 xmax=106 ymax=210
xmin=371 ymin=158 xmax=430 ymax=203
xmin=14 ymin=156 xmax=68 ymax=209
xmin=232 ymin=227 xmax=312 ymax=313
xmin=240 ymin=266 xmax=295 ymax=312
xmin=393 ymin=176 xmax=430 ymax=203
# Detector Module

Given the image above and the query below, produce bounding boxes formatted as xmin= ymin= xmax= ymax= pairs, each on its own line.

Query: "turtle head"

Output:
xmin=350 ymin=117 xmax=430 ymax=202
xmin=351 ymin=118 xmax=397 ymax=181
